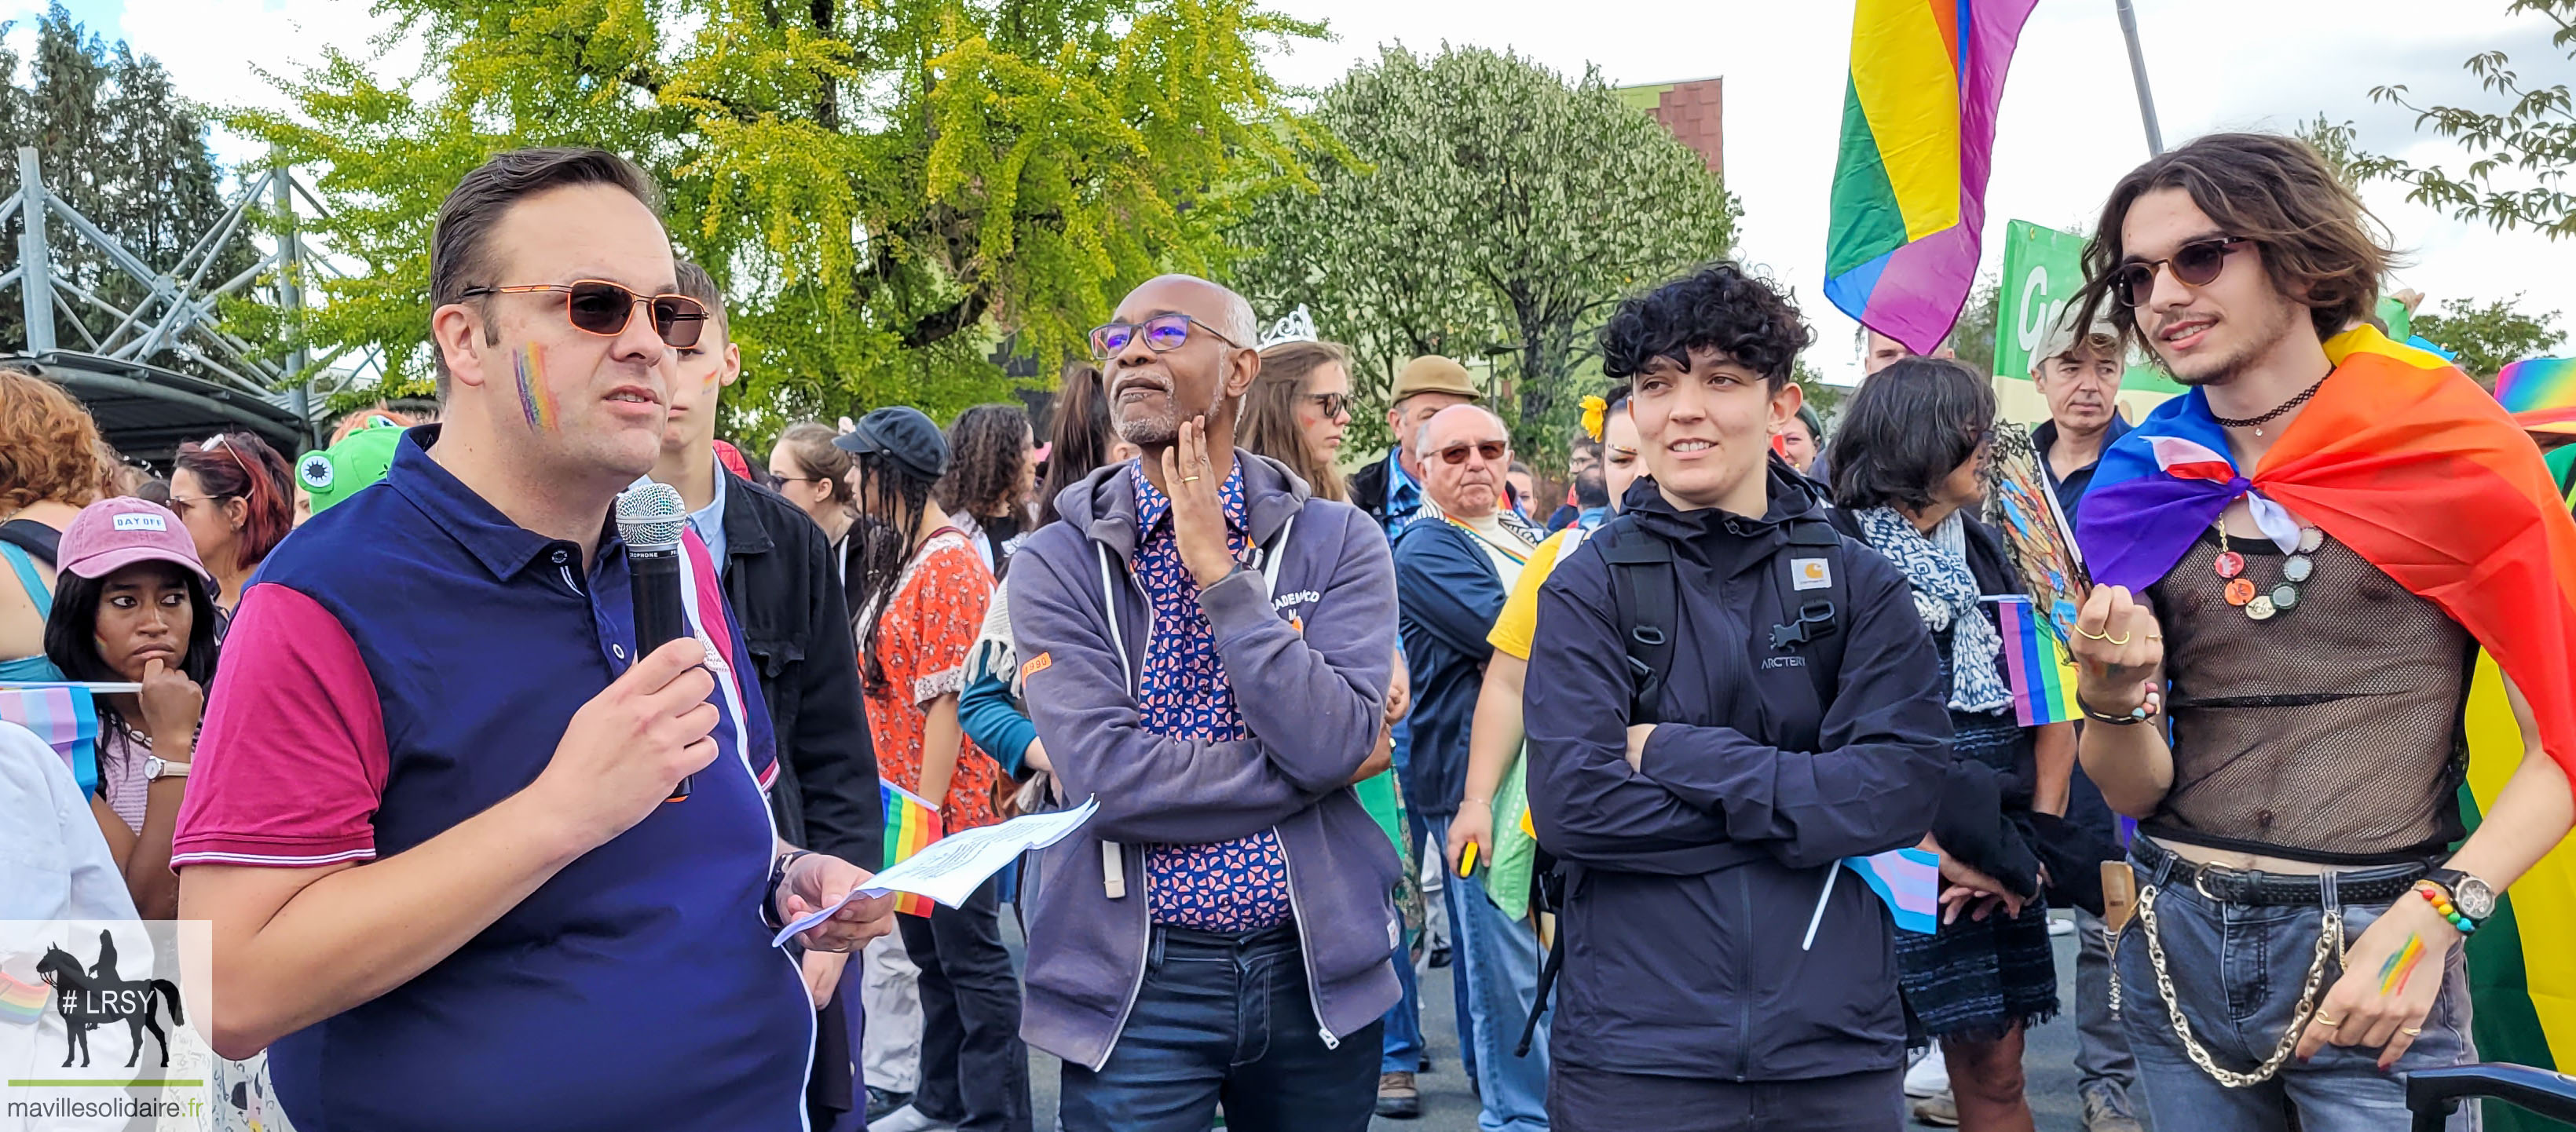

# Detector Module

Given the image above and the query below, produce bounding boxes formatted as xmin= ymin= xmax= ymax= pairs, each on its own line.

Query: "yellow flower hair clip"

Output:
xmin=1580 ymin=395 xmax=1607 ymax=443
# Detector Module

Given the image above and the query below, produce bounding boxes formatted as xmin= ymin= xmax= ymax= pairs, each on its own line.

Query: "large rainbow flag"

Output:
xmin=881 ymin=779 xmax=944 ymax=918
xmin=1824 ymin=0 xmax=2040 ymax=353
xmin=2077 ymin=326 xmax=2576 ymax=1105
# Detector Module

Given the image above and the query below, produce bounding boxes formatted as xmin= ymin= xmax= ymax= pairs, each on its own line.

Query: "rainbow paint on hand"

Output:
xmin=2378 ymin=933 xmax=2424 ymax=998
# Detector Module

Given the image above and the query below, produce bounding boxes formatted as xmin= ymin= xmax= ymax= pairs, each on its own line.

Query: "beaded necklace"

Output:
xmin=2212 ymin=515 xmax=2322 ymax=621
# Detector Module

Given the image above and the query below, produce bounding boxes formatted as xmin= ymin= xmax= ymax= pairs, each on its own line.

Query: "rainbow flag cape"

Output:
xmin=0 ymin=970 xmax=47 ymax=1024
xmin=1843 ymin=847 xmax=1939 ymax=935
xmin=1824 ymin=0 xmax=2039 ymax=353
xmin=881 ymin=779 xmax=944 ymax=918
xmin=1988 ymin=595 xmax=2078 ymax=727
xmin=0 ymin=684 xmax=100 ymax=794
xmin=2077 ymin=325 xmax=2576 ymax=1090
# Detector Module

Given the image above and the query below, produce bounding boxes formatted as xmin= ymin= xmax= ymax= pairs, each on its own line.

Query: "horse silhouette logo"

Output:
xmin=32 ymin=929 xmax=184 ymax=1068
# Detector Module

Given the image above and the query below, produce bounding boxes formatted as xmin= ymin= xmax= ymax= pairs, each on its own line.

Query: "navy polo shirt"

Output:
xmin=173 ymin=426 xmax=807 ymax=1132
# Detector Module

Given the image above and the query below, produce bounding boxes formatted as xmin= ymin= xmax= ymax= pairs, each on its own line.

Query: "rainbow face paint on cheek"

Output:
xmin=514 ymin=345 xmax=561 ymax=432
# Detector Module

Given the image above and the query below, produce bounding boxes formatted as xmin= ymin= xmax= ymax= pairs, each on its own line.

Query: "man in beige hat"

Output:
xmin=1348 ymin=356 xmax=1482 ymax=536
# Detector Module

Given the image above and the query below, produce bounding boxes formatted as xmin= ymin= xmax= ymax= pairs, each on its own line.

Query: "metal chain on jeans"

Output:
xmin=2135 ymin=885 xmax=2346 ymax=1088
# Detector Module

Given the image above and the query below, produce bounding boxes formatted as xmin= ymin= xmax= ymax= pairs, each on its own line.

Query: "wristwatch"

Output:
xmin=2427 ymin=868 xmax=2497 ymax=922
xmin=142 ymin=756 xmax=191 ymax=782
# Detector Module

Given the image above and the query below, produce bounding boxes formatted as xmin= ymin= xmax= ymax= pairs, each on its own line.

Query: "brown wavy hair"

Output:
xmin=0 ymin=365 xmax=104 ymax=512
xmin=1036 ymin=362 xmax=1114 ymax=529
xmin=175 ymin=431 xmax=295 ymax=569
xmin=776 ymin=422 xmax=859 ymax=512
xmin=1239 ymin=341 xmax=1350 ymax=503
xmin=2068 ymin=132 xmax=2392 ymax=349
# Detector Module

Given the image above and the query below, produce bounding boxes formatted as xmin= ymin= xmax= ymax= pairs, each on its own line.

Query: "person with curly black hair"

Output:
xmin=1520 ymin=261 xmax=1951 ymax=1131
xmin=938 ymin=404 xmax=1040 ymax=575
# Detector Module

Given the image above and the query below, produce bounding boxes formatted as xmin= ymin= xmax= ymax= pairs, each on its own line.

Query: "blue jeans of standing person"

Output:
xmin=2114 ymin=854 xmax=2479 ymax=1132
xmin=1383 ymin=936 xmax=1425 ymax=1074
xmin=1382 ymin=718 xmax=1427 ymax=1077
xmin=1059 ymin=923 xmax=1383 ymax=1132
xmin=1424 ymin=815 xmax=1552 ymax=1132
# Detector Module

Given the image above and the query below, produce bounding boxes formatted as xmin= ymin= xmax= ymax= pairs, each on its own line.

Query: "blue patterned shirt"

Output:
xmin=1129 ymin=460 xmax=1292 ymax=932
xmin=1382 ymin=451 xmax=1424 ymax=539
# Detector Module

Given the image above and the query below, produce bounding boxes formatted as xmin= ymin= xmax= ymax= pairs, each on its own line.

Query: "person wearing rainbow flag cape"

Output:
xmin=2063 ymin=133 xmax=2576 ymax=1132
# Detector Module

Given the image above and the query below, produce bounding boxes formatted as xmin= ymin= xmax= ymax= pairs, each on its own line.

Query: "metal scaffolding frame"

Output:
xmin=5 ymin=145 xmax=364 ymax=447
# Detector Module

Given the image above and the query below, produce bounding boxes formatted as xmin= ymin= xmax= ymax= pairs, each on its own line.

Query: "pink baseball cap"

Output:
xmin=57 ymin=497 xmax=214 ymax=584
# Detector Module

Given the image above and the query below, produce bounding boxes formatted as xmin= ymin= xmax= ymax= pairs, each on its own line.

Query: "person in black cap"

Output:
xmin=836 ymin=407 xmax=1033 ymax=1132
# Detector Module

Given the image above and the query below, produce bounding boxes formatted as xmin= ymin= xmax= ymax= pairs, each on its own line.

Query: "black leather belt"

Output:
xmin=2131 ymin=837 xmax=2431 ymax=907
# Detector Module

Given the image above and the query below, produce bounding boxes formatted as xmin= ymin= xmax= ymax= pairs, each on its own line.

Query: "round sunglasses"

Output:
xmin=460 ymin=280 xmax=709 ymax=347
xmin=2115 ymin=236 xmax=2249 ymax=307
xmin=1303 ymin=392 xmax=1352 ymax=419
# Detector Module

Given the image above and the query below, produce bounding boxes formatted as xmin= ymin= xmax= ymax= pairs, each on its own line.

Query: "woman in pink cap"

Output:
xmin=42 ymin=496 xmax=219 ymax=920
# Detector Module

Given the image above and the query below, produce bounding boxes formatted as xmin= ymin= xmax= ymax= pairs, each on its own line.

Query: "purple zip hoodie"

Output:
xmin=1005 ymin=451 xmax=1404 ymax=1071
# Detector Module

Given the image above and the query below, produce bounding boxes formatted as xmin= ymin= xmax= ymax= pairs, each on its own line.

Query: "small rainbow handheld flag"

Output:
xmin=881 ymin=779 xmax=945 ymax=918
xmin=1988 ymin=596 xmax=2079 ymax=727
xmin=0 ymin=970 xmax=48 ymax=1024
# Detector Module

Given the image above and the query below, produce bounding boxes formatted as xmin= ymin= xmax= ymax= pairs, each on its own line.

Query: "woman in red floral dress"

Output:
xmin=837 ymin=407 xmax=1030 ymax=1132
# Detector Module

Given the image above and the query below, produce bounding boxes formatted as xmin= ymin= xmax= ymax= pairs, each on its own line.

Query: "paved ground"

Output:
xmin=1006 ymin=913 xmax=2103 ymax=1131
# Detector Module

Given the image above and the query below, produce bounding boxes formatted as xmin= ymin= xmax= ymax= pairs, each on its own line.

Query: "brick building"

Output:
xmin=1614 ymin=76 xmax=1724 ymax=177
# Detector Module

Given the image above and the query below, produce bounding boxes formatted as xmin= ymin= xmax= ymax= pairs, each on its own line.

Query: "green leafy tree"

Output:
xmin=0 ymin=5 xmax=251 ymax=371
xmin=235 ymin=0 xmax=1322 ymax=441
xmin=1948 ymin=273 xmax=2002 ymax=376
xmin=2295 ymin=114 xmax=2367 ymax=190
xmin=2350 ymin=0 xmax=2576 ymax=239
xmin=1227 ymin=46 xmax=1740 ymax=470
xmin=2411 ymin=293 xmax=2568 ymax=382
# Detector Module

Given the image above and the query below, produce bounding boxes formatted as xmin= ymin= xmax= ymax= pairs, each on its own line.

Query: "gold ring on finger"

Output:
xmin=2103 ymin=630 xmax=2133 ymax=646
xmin=2402 ymin=1026 xmax=2423 ymax=1036
xmin=2316 ymin=1013 xmax=2343 ymax=1028
xmin=2077 ymin=627 xmax=2112 ymax=641
xmin=1182 ymin=475 xmax=1202 ymax=484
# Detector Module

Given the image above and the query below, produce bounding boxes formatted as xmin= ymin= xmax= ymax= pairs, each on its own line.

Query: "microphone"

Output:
xmin=616 ymin=481 xmax=694 ymax=802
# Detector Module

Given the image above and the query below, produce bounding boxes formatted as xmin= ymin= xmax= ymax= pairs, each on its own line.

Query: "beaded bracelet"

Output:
xmin=2417 ymin=880 xmax=2479 ymax=935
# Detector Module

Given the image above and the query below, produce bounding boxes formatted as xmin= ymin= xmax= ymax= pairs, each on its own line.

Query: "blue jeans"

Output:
xmin=1383 ymin=936 xmax=1425 ymax=1074
xmin=2115 ymin=855 xmax=2479 ymax=1132
xmin=1059 ymin=924 xmax=1383 ymax=1132
xmin=1425 ymin=815 xmax=1552 ymax=1132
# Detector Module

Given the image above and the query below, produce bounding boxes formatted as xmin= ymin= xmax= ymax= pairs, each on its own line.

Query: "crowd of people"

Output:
xmin=2 ymin=128 xmax=2571 ymax=1132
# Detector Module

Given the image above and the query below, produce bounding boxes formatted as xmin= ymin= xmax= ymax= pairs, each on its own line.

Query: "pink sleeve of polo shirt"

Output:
xmin=171 ymin=583 xmax=387 ymax=869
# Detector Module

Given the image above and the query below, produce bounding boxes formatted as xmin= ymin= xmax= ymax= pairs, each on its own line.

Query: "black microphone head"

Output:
xmin=616 ymin=480 xmax=689 ymax=553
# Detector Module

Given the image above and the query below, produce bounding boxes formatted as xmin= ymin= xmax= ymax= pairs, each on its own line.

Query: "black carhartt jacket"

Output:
xmin=1524 ymin=464 xmax=1950 ymax=1083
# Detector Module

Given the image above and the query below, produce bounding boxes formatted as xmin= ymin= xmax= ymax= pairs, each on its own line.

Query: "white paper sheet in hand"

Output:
xmin=771 ymin=798 xmax=1100 ymax=946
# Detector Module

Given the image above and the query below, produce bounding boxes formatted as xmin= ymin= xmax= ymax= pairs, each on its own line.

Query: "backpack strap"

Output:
xmin=1597 ymin=519 xmax=1677 ymax=726
xmin=1769 ymin=514 xmax=1851 ymax=717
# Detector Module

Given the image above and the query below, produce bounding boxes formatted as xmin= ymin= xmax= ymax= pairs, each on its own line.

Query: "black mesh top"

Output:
xmin=2141 ymin=527 xmax=2472 ymax=865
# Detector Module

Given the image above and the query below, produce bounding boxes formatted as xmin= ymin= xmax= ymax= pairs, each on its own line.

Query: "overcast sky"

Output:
xmin=18 ymin=0 xmax=2570 ymax=383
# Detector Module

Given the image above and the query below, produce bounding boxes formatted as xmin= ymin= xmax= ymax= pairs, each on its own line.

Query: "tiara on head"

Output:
xmin=1257 ymin=305 xmax=1319 ymax=349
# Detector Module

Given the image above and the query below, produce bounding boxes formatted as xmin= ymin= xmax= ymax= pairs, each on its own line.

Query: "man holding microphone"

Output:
xmin=172 ymin=148 xmax=892 ymax=1131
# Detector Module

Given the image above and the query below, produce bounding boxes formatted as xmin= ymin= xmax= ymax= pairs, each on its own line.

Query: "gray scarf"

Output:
xmin=1856 ymin=507 xmax=2011 ymax=714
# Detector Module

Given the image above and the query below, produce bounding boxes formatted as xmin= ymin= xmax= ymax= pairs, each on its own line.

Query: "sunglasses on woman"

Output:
xmin=1436 ymin=440 xmax=1509 ymax=465
xmin=1088 ymin=314 xmax=1243 ymax=360
xmin=1304 ymin=393 xmax=1352 ymax=419
xmin=459 ymin=280 xmax=709 ymax=347
xmin=2115 ymin=236 xmax=2249 ymax=307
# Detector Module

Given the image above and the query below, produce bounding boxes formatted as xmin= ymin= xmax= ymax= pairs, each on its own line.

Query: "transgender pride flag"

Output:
xmin=1844 ymin=847 xmax=1940 ymax=935
xmin=0 ymin=684 xmax=101 ymax=794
